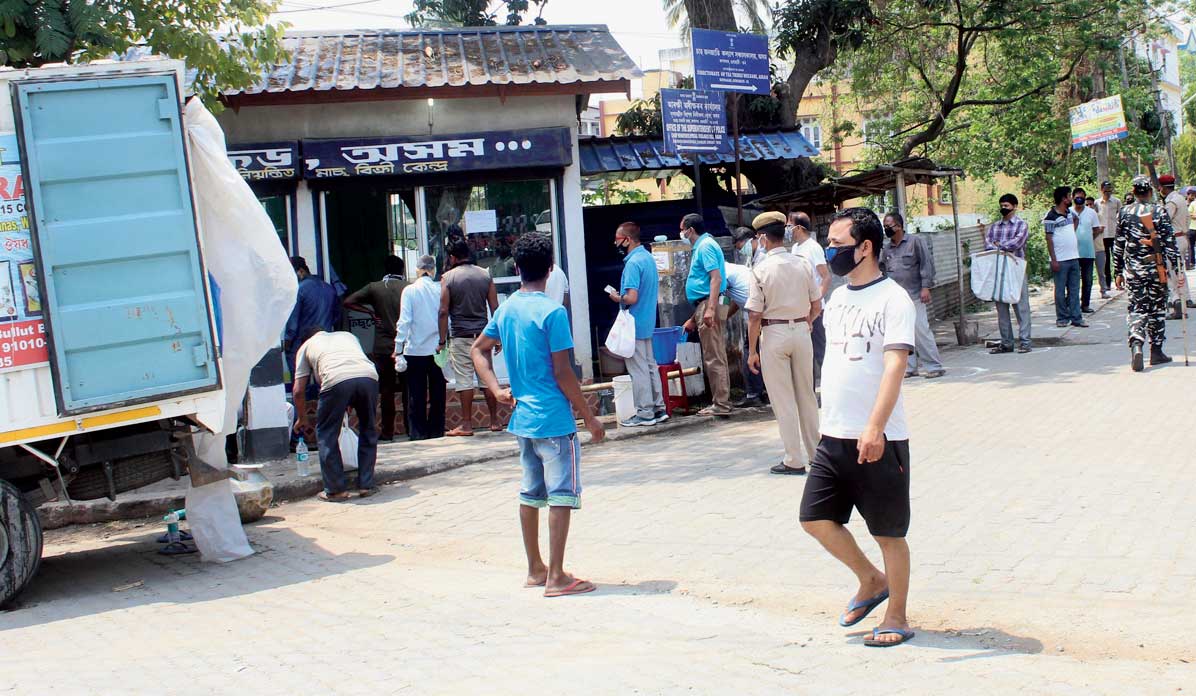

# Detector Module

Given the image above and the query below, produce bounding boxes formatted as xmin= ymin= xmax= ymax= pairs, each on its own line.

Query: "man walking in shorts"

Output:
xmin=439 ymin=240 xmax=501 ymax=435
xmin=472 ymin=232 xmax=606 ymax=598
xmin=800 ymin=208 xmax=917 ymax=648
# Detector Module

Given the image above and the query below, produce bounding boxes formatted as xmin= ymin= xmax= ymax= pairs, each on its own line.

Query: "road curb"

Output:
xmin=37 ymin=407 xmax=772 ymax=530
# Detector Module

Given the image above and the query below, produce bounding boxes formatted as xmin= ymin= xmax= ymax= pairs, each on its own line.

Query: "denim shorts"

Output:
xmin=517 ymin=434 xmax=582 ymax=509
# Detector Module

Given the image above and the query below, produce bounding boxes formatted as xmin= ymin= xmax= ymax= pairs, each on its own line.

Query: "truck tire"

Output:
xmin=0 ymin=479 xmax=43 ymax=608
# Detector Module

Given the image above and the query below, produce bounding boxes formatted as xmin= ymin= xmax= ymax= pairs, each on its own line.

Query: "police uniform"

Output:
xmin=1114 ymin=178 xmax=1181 ymax=369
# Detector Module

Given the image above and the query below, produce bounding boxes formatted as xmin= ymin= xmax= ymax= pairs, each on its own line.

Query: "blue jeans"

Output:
xmin=316 ymin=377 xmax=379 ymax=494
xmin=517 ymin=434 xmax=582 ymax=509
xmin=1053 ymin=259 xmax=1082 ymax=324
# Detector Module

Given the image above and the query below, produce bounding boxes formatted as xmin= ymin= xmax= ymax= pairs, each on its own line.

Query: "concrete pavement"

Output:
xmin=1 ymin=293 xmax=1193 ymax=694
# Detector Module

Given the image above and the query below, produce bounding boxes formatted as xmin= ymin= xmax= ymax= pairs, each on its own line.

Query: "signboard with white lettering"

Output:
xmin=0 ymin=133 xmax=47 ymax=372
xmin=691 ymin=28 xmax=770 ymax=95
xmin=227 ymin=142 xmax=300 ymax=181
xmin=302 ymin=128 xmax=572 ymax=179
xmin=661 ymin=88 xmax=726 ymax=153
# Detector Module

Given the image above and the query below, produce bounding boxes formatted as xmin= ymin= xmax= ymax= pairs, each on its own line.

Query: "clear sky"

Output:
xmin=273 ymin=0 xmax=682 ymax=73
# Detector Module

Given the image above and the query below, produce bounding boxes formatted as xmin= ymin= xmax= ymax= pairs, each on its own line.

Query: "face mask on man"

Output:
xmin=615 ymin=242 xmax=629 ymax=257
xmin=1000 ymin=206 xmax=1015 ymax=218
xmin=1074 ymin=197 xmax=1085 ymax=206
xmin=825 ymin=244 xmax=862 ymax=277
xmin=883 ymin=225 xmax=897 ymax=238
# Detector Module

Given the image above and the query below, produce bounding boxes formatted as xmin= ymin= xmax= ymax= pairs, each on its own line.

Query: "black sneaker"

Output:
xmin=1017 ymin=345 xmax=1032 ymax=354
xmin=654 ymin=410 xmax=670 ymax=423
xmin=1081 ymin=307 xmax=1095 ymax=314
xmin=1071 ymin=321 xmax=1090 ymax=328
xmin=732 ymin=395 xmax=764 ymax=408
xmin=989 ymin=345 xmax=1014 ymax=354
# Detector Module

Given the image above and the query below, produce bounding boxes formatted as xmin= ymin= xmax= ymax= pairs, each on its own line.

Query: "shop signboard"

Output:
xmin=661 ymin=88 xmax=726 ymax=153
xmin=302 ymin=127 xmax=572 ymax=179
xmin=0 ymin=133 xmax=48 ymax=372
xmin=227 ymin=142 xmax=300 ymax=181
xmin=691 ymin=28 xmax=770 ymax=95
xmin=1069 ymin=95 xmax=1129 ymax=149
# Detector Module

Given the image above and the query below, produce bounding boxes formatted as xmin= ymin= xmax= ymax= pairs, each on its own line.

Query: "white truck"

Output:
xmin=0 ymin=60 xmax=227 ymax=606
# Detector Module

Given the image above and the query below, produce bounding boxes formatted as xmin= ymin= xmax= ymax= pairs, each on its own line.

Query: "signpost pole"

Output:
xmin=731 ymin=93 xmax=742 ymax=225
xmin=692 ymin=155 xmax=704 ymax=214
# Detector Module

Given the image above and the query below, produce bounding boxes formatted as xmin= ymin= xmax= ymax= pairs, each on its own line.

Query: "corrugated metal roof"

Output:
xmin=229 ymin=25 xmax=640 ymax=95
xmin=753 ymin=157 xmax=963 ymax=212
xmin=579 ymin=128 xmax=819 ymax=181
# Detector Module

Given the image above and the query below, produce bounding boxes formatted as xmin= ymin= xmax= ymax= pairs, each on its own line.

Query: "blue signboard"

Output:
xmin=661 ymin=88 xmax=726 ymax=153
xmin=691 ymin=28 xmax=771 ymax=95
xmin=302 ymin=127 xmax=572 ymax=179
xmin=227 ymin=142 xmax=300 ymax=181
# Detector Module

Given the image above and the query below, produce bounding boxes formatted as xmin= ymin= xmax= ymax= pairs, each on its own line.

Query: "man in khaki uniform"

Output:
xmin=746 ymin=212 xmax=823 ymax=476
xmin=1160 ymin=174 xmax=1194 ymax=318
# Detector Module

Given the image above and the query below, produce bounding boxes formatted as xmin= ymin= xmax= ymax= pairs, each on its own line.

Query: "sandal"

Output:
xmin=357 ymin=487 xmax=380 ymax=498
xmin=446 ymin=427 xmax=475 ymax=437
xmin=318 ymin=490 xmax=352 ymax=502
xmin=544 ymin=578 xmax=596 ymax=598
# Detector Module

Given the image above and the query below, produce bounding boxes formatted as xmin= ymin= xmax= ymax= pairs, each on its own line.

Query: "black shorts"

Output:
xmin=799 ymin=436 xmax=911 ymax=538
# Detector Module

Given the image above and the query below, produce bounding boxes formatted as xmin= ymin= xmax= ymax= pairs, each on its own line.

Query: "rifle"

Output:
xmin=1137 ymin=210 xmax=1169 ymax=285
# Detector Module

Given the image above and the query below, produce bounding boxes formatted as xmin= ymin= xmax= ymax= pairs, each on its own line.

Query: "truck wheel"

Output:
xmin=0 ymin=480 xmax=43 ymax=608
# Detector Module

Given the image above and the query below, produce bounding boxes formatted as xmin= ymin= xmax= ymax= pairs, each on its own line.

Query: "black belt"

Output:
xmin=761 ymin=318 xmax=807 ymax=326
xmin=451 ymin=333 xmax=481 ymax=339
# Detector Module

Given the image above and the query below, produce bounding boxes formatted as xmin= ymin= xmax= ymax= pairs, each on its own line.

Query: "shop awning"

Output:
xmin=753 ymin=157 xmax=963 ymax=212
xmin=579 ymin=128 xmax=819 ymax=181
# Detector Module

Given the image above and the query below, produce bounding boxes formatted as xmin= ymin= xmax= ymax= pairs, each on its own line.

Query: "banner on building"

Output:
xmin=227 ymin=142 xmax=300 ymax=181
xmin=0 ymin=134 xmax=48 ymax=372
xmin=1070 ymin=95 xmax=1129 ymax=149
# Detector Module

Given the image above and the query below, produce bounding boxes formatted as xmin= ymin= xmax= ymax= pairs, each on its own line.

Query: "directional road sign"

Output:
xmin=660 ymin=88 xmax=726 ymax=153
xmin=691 ymin=28 xmax=770 ymax=95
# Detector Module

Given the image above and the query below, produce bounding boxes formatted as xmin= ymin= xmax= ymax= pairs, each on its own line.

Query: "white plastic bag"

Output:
xmin=605 ymin=309 xmax=636 ymax=358
xmin=339 ymin=416 xmax=359 ymax=472
xmin=970 ymin=250 xmax=1025 ymax=304
xmin=185 ymin=479 xmax=254 ymax=563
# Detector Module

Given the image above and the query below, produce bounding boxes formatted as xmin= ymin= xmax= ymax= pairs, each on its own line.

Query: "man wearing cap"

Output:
xmin=1159 ymin=174 xmax=1194 ymax=318
xmin=733 ymin=225 xmax=766 ymax=268
xmin=745 ymin=211 xmax=822 ymax=476
xmin=1115 ymin=175 xmax=1184 ymax=370
xmin=1097 ymin=181 xmax=1122 ymax=297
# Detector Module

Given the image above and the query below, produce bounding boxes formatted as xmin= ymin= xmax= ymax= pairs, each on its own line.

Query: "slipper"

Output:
xmin=489 ymin=424 xmax=503 ymax=432
xmin=864 ymin=627 xmax=915 ymax=647
xmin=357 ymin=487 xmax=379 ymax=498
xmin=318 ymin=491 xmax=352 ymax=502
xmin=544 ymin=578 xmax=596 ymax=598
xmin=838 ymin=588 xmax=890 ymax=627
xmin=446 ymin=427 xmax=475 ymax=437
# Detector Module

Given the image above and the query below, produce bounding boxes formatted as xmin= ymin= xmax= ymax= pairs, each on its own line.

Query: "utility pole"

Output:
xmin=1093 ymin=61 xmax=1111 ymax=185
xmin=1150 ymin=57 xmax=1179 ymax=178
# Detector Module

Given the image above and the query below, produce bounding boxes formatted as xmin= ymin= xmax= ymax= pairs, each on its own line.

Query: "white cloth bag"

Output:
xmin=605 ymin=309 xmax=637 ymax=359
xmin=970 ymin=250 xmax=1025 ymax=304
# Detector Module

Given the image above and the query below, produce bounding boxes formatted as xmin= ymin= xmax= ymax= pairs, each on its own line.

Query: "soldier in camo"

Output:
xmin=1114 ymin=175 xmax=1184 ymax=371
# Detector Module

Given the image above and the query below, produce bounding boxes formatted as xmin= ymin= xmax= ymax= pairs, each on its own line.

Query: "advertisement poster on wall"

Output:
xmin=0 ymin=133 xmax=48 ymax=372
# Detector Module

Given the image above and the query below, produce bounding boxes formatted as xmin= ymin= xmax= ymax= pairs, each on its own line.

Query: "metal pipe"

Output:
xmin=949 ymin=173 xmax=967 ymax=344
xmin=579 ymin=367 xmax=701 ymax=393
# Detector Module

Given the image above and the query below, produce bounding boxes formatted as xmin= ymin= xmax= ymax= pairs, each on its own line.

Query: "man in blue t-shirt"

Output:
xmin=472 ymin=232 xmax=605 ymax=599
xmin=608 ymin=222 xmax=666 ymax=427
xmin=680 ymin=213 xmax=732 ymax=415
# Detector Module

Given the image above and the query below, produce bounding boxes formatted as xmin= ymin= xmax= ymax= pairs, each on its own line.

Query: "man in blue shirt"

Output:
xmin=472 ymin=232 xmax=605 ymax=598
xmin=607 ymin=222 xmax=665 ymax=427
xmin=680 ymin=213 xmax=731 ymax=416
xmin=284 ymin=256 xmax=341 ymax=393
xmin=723 ymin=262 xmax=766 ymax=407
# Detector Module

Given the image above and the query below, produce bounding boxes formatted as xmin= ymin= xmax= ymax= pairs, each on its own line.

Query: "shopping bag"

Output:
xmin=970 ymin=250 xmax=1025 ymax=304
xmin=605 ymin=308 xmax=636 ymax=359
xmin=340 ymin=416 xmax=359 ymax=471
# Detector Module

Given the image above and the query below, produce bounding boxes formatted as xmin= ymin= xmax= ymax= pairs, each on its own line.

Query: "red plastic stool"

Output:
xmin=657 ymin=362 xmax=690 ymax=415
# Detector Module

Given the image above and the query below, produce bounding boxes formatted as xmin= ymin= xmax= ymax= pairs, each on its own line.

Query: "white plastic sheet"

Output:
xmin=970 ymin=250 xmax=1026 ymax=304
xmin=182 ymin=99 xmax=298 ymax=563
xmin=605 ymin=309 xmax=636 ymax=358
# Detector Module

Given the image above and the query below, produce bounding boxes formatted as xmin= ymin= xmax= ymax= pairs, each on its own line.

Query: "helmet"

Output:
xmin=1131 ymin=175 xmax=1153 ymax=194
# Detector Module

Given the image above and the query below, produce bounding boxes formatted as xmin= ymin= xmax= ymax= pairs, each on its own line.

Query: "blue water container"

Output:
xmin=652 ymin=326 xmax=685 ymax=364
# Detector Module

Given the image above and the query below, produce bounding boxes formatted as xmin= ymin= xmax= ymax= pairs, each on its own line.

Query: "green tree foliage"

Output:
xmin=661 ymin=0 xmax=769 ymax=42
xmin=842 ymin=0 xmax=1166 ymax=196
xmin=582 ymin=182 xmax=652 ymax=206
xmin=0 ymin=0 xmax=288 ymax=108
xmin=406 ymin=0 xmax=548 ymax=27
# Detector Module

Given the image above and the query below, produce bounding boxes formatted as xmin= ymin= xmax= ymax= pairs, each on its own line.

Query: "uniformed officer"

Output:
xmin=1159 ymin=174 xmax=1194 ymax=318
xmin=1115 ymin=175 xmax=1184 ymax=371
xmin=745 ymin=211 xmax=823 ymax=475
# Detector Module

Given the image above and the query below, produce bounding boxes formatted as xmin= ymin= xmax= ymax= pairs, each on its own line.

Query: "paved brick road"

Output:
xmin=1 ymin=296 xmax=1193 ymax=694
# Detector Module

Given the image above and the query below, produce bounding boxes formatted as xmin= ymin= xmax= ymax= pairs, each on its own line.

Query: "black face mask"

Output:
xmin=826 ymin=244 xmax=862 ymax=277
xmin=1074 ymin=197 xmax=1085 ymax=206
xmin=1000 ymin=207 xmax=1015 ymax=217
xmin=615 ymin=243 xmax=629 ymax=257
xmin=883 ymin=225 xmax=897 ymax=238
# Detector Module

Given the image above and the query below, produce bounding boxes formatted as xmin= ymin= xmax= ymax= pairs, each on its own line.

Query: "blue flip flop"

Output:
xmin=864 ymin=627 xmax=915 ymax=647
xmin=838 ymin=588 xmax=890 ymax=627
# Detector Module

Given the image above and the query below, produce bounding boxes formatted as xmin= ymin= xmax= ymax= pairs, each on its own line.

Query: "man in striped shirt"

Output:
xmin=984 ymin=194 xmax=1032 ymax=353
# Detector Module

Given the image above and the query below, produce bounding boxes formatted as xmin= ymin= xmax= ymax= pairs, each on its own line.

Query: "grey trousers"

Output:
xmin=909 ymin=299 xmax=943 ymax=373
xmin=625 ymin=338 xmax=664 ymax=419
xmin=995 ymin=270 xmax=1032 ymax=350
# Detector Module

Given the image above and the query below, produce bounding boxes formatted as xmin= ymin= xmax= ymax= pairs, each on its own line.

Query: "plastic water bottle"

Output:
xmin=296 ymin=439 xmax=310 ymax=477
xmin=163 ymin=511 xmax=181 ymax=544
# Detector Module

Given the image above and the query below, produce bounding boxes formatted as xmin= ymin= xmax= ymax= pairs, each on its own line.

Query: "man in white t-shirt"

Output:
xmin=799 ymin=207 xmax=917 ymax=648
xmin=1044 ymin=186 xmax=1085 ymax=328
xmin=788 ymin=211 xmax=831 ymax=381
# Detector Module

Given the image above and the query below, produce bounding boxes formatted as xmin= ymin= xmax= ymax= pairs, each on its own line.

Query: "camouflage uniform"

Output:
xmin=1114 ymin=201 xmax=1181 ymax=348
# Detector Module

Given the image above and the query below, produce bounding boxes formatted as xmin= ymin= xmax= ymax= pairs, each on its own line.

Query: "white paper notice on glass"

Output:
xmin=652 ymin=251 xmax=671 ymax=273
xmin=464 ymin=209 xmax=498 ymax=235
